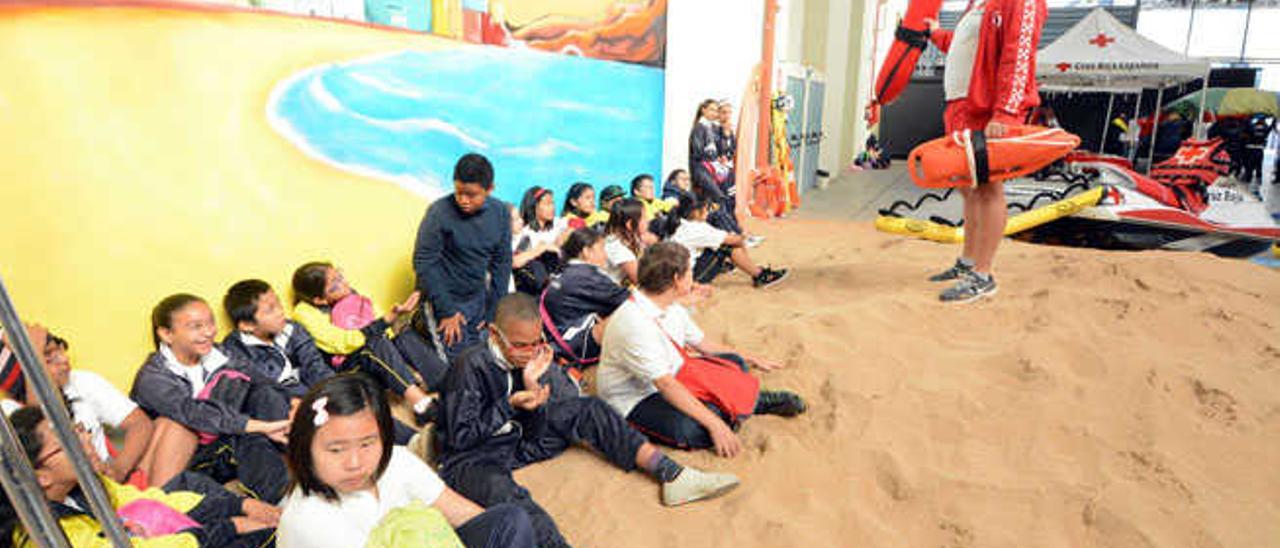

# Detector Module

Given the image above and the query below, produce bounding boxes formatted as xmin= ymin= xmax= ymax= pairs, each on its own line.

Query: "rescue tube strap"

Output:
xmin=895 ymin=25 xmax=931 ymax=50
xmin=971 ymin=130 xmax=990 ymax=185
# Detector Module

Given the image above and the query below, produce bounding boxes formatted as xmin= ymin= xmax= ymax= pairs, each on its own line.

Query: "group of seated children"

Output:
xmin=511 ymin=170 xmax=788 ymax=300
xmin=1 ymin=152 xmax=806 ymax=547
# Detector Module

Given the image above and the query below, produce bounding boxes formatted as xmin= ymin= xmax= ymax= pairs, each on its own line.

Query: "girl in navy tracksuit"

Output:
xmin=289 ymin=262 xmax=442 ymax=435
xmin=540 ymin=229 xmax=630 ymax=367
xmin=130 ymin=293 xmax=291 ymax=502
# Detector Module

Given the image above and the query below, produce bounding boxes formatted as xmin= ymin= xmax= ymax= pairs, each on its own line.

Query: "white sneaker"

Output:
xmin=661 ymin=467 xmax=740 ymax=506
xmin=745 ymin=235 xmax=766 ymax=248
xmin=407 ymin=425 xmax=435 ymax=464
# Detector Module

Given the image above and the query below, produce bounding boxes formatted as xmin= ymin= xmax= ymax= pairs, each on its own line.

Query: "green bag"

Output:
xmin=365 ymin=501 xmax=463 ymax=548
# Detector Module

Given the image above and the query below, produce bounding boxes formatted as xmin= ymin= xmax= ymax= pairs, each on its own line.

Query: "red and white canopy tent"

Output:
xmin=1034 ymin=8 xmax=1211 ymax=170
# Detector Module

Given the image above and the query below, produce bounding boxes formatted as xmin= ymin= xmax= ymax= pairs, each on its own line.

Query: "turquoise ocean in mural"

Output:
xmin=268 ymin=47 xmax=665 ymax=204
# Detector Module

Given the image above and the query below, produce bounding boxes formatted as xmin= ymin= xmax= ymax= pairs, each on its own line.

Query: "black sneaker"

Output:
xmin=928 ymin=259 xmax=973 ymax=282
xmin=413 ymin=398 xmax=439 ymax=427
xmin=755 ymin=390 xmax=807 ymax=417
xmin=753 ymin=267 xmax=789 ymax=289
xmin=939 ymin=272 xmax=998 ymax=303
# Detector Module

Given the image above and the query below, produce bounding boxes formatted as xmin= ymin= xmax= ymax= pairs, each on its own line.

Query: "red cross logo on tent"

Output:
xmin=1055 ymin=62 xmax=1071 ymax=72
xmin=1088 ymin=33 xmax=1115 ymax=48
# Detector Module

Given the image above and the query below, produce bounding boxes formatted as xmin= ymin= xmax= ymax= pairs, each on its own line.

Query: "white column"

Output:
xmin=818 ymin=0 xmax=853 ymax=177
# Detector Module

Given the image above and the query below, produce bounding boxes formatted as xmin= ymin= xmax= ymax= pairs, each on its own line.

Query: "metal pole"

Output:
xmin=1183 ymin=0 xmax=1197 ymax=57
xmin=0 ymin=410 xmax=72 ymax=548
xmin=1101 ymin=93 xmax=1116 ymax=154
xmin=1195 ymin=69 xmax=1210 ymax=139
xmin=1146 ymin=86 xmax=1165 ymax=174
xmin=1240 ymin=0 xmax=1254 ymax=63
xmin=0 ymin=276 xmax=131 ymax=547
xmin=1129 ymin=91 xmax=1142 ymax=164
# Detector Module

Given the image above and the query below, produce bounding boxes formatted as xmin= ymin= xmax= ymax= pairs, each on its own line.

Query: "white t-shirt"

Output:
xmin=670 ymin=219 xmax=728 ymax=259
xmin=520 ymin=216 xmax=569 ymax=250
xmin=602 ymin=235 xmax=639 ymax=284
xmin=597 ymin=292 xmax=705 ymax=418
xmin=277 ymin=446 xmax=447 ymax=548
xmin=943 ymin=2 xmax=985 ymax=101
xmin=0 ymin=371 xmax=138 ymax=461
xmin=64 ymin=371 xmax=139 ymax=461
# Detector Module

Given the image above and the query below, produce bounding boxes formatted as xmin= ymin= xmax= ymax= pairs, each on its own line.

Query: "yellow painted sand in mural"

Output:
xmin=0 ymin=4 xmax=460 ymax=390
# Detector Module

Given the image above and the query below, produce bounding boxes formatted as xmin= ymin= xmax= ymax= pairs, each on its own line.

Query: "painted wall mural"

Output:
xmin=269 ymin=47 xmax=664 ymax=204
xmin=258 ymin=0 xmax=667 ymax=66
xmin=0 ymin=1 xmax=666 ymax=390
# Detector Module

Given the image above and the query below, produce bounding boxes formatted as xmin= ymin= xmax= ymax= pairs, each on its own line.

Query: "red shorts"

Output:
xmin=943 ymin=100 xmax=991 ymax=133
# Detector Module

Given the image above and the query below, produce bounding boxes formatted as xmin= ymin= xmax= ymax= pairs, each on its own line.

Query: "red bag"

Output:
xmin=674 ymin=353 xmax=759 ymax=425
xmin=640 ymin=296 xmax=761 ymax=423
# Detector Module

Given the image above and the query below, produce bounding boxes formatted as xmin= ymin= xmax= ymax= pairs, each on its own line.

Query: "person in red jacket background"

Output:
xmin=925 ymin=0 xmax=1047 ymax=303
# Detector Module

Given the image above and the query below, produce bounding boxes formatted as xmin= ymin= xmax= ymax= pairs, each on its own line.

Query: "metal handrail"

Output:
xmin=0 ymin=275 xmax=130 ymax=547
xmin=0 ymin=411 xmax=70 ymax=548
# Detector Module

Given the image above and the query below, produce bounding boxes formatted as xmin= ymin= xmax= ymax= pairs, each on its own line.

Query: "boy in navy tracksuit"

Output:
xmin=436 ymin=294 xmax=739 ymax=548
xmin=540 ymin=229 xmax=630 ymax=367
xmin=222 ymin=278 xmax=431 ymax=442
xmin=220 ymin=279 xmax=333 ymax=400
xmin=413 ymin=153 xmax=512 ymax=359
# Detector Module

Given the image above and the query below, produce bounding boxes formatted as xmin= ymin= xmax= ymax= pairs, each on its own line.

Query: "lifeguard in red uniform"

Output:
xmin=926 ymin=0 xmax=1047 ymax=302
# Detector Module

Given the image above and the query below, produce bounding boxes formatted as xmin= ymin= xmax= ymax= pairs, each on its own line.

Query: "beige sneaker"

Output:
xmin=661 ymin=467 xmax=740 ymax=507
xmin=407 ymin=425 xmax=435 ymax=465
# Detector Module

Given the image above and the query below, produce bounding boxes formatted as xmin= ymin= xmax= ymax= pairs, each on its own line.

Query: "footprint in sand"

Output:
xmin=1259 ymin=344 xmax=1280 ymax=370
xmin=818 ymin=376 xmax=841 ymax=433
xmin=1011 ymin=356 xmax=1053 ymax=385
xmin=869 ymin=450 xmax=913 ymax=502
xmin=1084 ymin=503 xmax=1158 ymax=548
xmin=938 ymin=519 xmax=975 ymax=548
xmin=1095 ymin=297 xmax=1133 ymax=320
xmin=1118 ymin=450 xmax=1195 ymax=502
xmin=1189 ymin=379 xmax=1240 ymax=427
xmin=1050 ymin=264 xmax=1076 ymax=279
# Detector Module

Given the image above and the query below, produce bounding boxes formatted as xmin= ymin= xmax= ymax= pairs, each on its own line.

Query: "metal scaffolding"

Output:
xmin=0 ymin=274 xmax=131 ymax=547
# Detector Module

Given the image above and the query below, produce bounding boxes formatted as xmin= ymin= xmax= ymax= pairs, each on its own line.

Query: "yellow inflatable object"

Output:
xmin=875 ymin=186 xmax=1105 ymax=243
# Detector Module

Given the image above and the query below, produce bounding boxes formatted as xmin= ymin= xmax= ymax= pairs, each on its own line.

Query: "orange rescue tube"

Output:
xmin=873 ymin=0 xmax=944 ymax=108
xmin=907 ymin=125 xmax=1080 ymax=189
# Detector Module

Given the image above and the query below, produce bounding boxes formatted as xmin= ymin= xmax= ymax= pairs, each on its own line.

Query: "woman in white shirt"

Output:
xmin=278 ymin=374 xmax=534 ymax=548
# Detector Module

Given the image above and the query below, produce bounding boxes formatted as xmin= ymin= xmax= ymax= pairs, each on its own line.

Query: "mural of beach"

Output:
xmin=0 ymin=2 xmax=661 ymax=394
xmin=268 ymin=47 xmax=664 ymax=203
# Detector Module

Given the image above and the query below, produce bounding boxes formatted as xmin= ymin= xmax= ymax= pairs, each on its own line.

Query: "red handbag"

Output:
xmin=673 ymin=350 xmax=759 ymax=425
